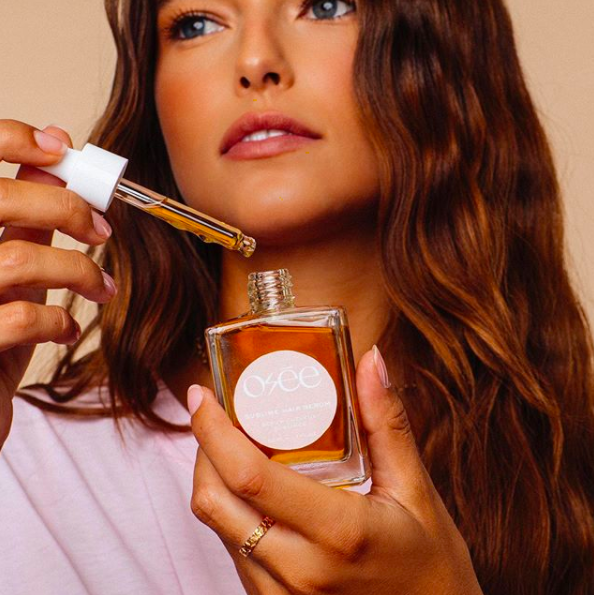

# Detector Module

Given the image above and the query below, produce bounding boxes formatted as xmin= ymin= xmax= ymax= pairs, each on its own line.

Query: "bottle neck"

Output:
xmin=248 ymin=269 xmax=296 ymax=314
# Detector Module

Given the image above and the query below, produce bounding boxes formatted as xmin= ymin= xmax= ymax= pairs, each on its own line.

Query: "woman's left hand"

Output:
xmin=188 ymin=347 xmax=484 ymax=595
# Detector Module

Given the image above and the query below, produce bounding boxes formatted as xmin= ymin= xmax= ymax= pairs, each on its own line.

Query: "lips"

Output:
xmin=220 ymin=111 xmax=322 ymax=155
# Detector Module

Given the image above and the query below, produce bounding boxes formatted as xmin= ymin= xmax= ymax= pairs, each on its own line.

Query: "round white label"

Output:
xmin=234 ymin=350 xmax=338 ymax=450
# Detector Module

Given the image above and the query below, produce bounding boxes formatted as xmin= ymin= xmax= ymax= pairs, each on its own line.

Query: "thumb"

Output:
xmin=38 ymin=124 xmax=73 ymax=149
xmin=357 ymin=346 xmax=432 ymax=502
xmin=17 ymin=124 xmax=74 ymax=186
xmin=6 ymin=125 xmax=75 ymax=247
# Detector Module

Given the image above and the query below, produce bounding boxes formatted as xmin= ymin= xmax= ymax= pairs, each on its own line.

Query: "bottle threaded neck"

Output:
xmin=248 ymin=269 xmax=296 ymax=313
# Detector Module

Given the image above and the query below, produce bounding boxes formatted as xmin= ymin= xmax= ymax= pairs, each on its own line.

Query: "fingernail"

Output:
xmin=188 ymin=384 xmax=204 ymax=416
xmin=92 ymin=210 xmax=112 ymax=238
xmin=101 ymin=271 xmax=118 ymax=296
xmin=33 ymin=129 xmax=67 ymax=155
xmin=66 ymin=320 xmax=82 ymax=344
xmin=372 ymin=345 xmax=391 ymax=389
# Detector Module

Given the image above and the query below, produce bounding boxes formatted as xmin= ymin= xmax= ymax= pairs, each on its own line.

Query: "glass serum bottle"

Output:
xmin=205 ymin=269 xmax=370 ymax=488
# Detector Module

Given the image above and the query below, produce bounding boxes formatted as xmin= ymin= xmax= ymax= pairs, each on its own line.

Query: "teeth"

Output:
xmin=240 ymin=129 xmax=292 ymax=143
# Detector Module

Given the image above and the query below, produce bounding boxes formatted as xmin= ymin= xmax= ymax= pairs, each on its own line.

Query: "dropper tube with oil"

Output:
xmin=114 ymin=178 xmax=256 ymax=256
xmin=38 ymin=143 xmax=256 ymax=257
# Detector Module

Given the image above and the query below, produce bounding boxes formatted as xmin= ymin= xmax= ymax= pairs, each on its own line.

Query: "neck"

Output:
xmin=220 ymin=223 xmax=389 ymax=358
xmin=164 ymin=219 xmax=391 ymax=408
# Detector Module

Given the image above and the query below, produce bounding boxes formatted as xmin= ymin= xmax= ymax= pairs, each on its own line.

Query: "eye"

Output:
xmin=164 ymin=0 xmax=356 ymax=42
xmin=301 ymin=0 xmax=356 ymax=20
xmin=165 ymin=12 xmax=224 ymax=41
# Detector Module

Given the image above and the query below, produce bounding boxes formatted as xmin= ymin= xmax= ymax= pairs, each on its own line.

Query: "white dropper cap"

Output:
xmin=38 ymin=143 xmax=129 ymax=212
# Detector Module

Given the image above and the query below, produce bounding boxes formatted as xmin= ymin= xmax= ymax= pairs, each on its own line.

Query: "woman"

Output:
xmin=1 ymin=0 xmax=593 ymax=593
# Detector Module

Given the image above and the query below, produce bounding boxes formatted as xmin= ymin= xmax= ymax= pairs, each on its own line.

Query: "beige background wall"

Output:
xmin=0 ymin=1 xmax=593 ymax=387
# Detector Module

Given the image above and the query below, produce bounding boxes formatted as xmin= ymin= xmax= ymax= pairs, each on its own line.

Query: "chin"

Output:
xmin=182 ymin=181 xmax=379 ymax=249
xmin=231 ymin=199 xmax=375 ymax=249
xmin=231 ymin=202 xmax=333 ymax=247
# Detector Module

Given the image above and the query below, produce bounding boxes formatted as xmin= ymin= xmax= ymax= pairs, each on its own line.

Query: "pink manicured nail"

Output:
xmin=33 ymin=129 xmax=67 ymax=155
xmin=188 ymin=384 xmax=204 ymax=415
xmin=372 ymin=345 xmax=391 ymax=389
xmin=101 ymin=271 xmax=117 ymax=296
xmin=92 ymin=210 xmax=112 ymax=238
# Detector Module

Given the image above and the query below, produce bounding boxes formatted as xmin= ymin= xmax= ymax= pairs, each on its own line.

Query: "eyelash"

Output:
xmin=163 ymin=0 xmax=357 ymax=42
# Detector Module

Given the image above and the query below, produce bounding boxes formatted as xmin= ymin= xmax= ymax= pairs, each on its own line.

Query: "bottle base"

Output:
xmin=289 ymin=452 xmax=371 ymax=488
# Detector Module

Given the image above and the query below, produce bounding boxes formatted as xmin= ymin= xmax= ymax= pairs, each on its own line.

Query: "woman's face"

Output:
xmin=155 ymin=0 xmax=379 ymax=246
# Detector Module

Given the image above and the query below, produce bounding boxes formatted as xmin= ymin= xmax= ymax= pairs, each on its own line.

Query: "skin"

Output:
xmin=154 ymin=0 xmax=485 ymax=592
xmin=0 ymin=121 xmax=116 ymax=450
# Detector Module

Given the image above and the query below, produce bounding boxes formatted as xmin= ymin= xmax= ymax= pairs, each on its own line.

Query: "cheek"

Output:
xmin=155 ymin=62 xmax=221 ymax=162
xmin=299 ymin=46 xmax=379 ymax=203
xmin=305 ymin=39 xmax=354 ymax=114
xmin=289 ymin=32 xmax=378 ymax=186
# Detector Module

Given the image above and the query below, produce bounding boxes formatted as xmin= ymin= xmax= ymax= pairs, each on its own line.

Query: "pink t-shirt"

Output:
xmin=0 ymin=381 xmax=371 ymax=594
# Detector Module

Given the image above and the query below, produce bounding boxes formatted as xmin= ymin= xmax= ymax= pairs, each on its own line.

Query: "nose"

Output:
xmin=234 ymin=18 xmax=295 ymax=96
xmin=240 ymin=70 xmax=280 ymax=90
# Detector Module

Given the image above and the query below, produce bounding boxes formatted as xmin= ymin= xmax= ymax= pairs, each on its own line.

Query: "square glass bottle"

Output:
xmin=204 ymin=268 xmax=370 ymax=488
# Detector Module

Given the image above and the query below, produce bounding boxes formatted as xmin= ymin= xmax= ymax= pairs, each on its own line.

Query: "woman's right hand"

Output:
xmin=0 ymin=120 xmax=118 ymax=451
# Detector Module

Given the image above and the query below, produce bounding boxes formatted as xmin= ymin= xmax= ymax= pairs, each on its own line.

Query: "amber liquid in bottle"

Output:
xmin=214 ymin=324 xmax=348 ymax=466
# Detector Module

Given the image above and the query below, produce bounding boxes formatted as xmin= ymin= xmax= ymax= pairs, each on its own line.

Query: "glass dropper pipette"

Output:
xmin=38 ymin=143 xmax=256 ymax=257
xmin=113 ymin=178 xmax=256 ymax=257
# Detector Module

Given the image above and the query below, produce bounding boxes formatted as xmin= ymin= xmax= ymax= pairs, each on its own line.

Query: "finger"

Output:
xmin=0 ymin=120 xmax=68 ymax=167
xmin=0 ymin=301 xmax=80 ymax=350
xmin=0 ymin=240 xmax=116 ymax=304
xmin=0 ymin=125 xmax=73 ymax=248
xmin=357 ymin=346 xmax=434 ymax=505
xmin=15 ymin=125 xmax=73 ymax=190
xmin=193 ymin=448 xmax=286 ymax=553
xmin=192 ymin=448 xmax=308 ymax=589
xmin=0 ymin=177 xmax=112 ymax=246
xmin=188 ymin=385 xmax=365 ymax=545
xmin=232 ymin=557 xmax=288 ymax=595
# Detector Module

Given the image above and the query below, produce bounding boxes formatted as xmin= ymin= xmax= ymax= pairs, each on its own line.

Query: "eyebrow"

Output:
xmin=157 ymin=0 xmax=223 ymax=8
xmin=157 ymin=0 xmax=241 ymax=9
xmin=157 ymin=0 xmax=185 ymax=10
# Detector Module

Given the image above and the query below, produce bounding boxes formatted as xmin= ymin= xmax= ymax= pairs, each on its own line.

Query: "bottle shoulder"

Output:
xmin=205 ymin=305 xmax=348 ymax=336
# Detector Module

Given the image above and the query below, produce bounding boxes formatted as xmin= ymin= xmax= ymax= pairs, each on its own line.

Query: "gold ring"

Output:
xmin=238 ymin=515 xmax=276 ymax=558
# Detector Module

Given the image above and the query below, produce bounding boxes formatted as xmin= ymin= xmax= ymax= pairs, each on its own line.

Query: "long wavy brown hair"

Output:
xmin=15 ymin=0 xmax=594 ymax=592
